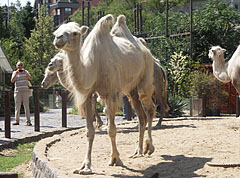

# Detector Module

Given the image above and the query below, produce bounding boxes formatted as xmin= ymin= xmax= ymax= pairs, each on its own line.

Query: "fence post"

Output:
xmin=30 ymin=86 xmax=40 ymax=132
xmin=202 ymin=93 xmax=206 ymax=117
xmin=4 ymin=90 xmax=11 ymax=139
xmin=61 ymin=90 xmax=67 ymax=127
xmin=236 ymin=95 xmax=240 ymax=118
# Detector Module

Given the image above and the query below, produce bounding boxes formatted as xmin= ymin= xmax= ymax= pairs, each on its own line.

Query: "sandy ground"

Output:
xmin=15 ymin=118 xmax=240 ymax=178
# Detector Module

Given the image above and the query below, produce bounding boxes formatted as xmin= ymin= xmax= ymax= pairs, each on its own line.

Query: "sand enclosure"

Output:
xmin=36 ymin=117 xmax=240 ymax=178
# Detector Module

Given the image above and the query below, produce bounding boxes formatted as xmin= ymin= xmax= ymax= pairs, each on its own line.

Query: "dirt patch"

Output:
xmin=34 ymin=118 xmax=240 ymax=178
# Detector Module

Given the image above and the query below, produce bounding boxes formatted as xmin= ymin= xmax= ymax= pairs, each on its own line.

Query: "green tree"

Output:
xmin=21 ymin=2 xmax=35 ymax=38
xmin=23 ymin=4 xmax=56 ymax=85
xmin=193 ymin=0 xmax=240 ymax=63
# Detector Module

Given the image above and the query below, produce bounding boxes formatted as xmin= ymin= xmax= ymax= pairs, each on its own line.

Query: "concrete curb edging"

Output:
xmin=32 ymin=128 xmax=86 ymax=178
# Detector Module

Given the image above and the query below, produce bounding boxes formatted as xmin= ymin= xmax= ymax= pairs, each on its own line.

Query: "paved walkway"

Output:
xmin=0 ymin=109 xmax=128 ymax=150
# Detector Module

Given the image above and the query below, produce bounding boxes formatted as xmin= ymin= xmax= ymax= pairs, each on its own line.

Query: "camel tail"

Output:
xmin=161 ymin=67 xmax=169 ymax=113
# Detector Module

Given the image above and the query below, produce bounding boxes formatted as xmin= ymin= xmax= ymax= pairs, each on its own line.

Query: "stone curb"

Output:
xmin=0 ymin=127 xmax=82 ymax=152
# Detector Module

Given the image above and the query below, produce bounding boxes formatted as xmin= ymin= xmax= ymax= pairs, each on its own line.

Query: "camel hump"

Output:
xmin=100 ymin=14 xmax=114 ymax=25
xmin=116 ymin=15 xmax=126 ymax=24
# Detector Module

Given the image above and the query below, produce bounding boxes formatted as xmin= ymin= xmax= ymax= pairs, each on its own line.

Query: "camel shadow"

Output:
xmin=112 ymin=154 xmax=212 ymax=178
xmin=95 ymin=123 xmax=197 ymax=135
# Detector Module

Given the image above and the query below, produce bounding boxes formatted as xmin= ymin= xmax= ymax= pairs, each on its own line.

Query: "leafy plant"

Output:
xmin=168 ymin=94 xmax=188 ymax=117
xmin=189 ymin=70 xmax=228 ymax=114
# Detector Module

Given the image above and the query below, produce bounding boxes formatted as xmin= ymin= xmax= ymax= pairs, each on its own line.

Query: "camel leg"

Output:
xmin=73 ymin=96 xmax=95 ymax=175
xmin=142 ymin=98 xmax=155 ymax=155
xmin=129 ymin=89 xmax=147 ymax=158
xmin=92 ymin=95 xmax=103 ymax=128
xmin=106 ymin=98 xmax=123 ymax=166
xmin=155 ymin=92 xmax=164 ymax=128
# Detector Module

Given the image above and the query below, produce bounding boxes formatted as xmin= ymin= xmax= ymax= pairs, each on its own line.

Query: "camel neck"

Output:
xmin=212 ymin=56 xmax=231 ymax=83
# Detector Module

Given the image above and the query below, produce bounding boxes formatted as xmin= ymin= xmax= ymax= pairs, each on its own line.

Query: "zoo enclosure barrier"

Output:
xmin=2 ymin=87 xmax=69 ymax=139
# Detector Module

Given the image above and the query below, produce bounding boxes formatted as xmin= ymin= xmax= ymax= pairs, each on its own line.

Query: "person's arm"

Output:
xmin=24 ymin=70 xmax=32 ymax=80
xmin=11 ymin=71 xmax=18 ymax=83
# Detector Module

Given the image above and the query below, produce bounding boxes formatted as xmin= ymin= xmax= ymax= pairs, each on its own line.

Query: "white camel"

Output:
xmin=41 ymin=53 xmax=103 ymax=128
xmin=111 ymin=15 xmax=169 ymax=127
xmin=209 ymin=45 xmax=240 ymax=94
xmin=53 ymin=16 xmax=155 ymax=174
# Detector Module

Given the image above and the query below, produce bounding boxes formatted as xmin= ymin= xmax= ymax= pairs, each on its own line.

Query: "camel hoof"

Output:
xmin=108 ymin=157 xmax=123 ymax=166
xmin=143 ymin=140 xmax=155 ymax=155
xmin=96 ymin=121 xmax=104 ymax=129
xmin=73 ymin=168 xmax=93 ymax=175
xmin=129 ymin=153 xmax=144 ymax=158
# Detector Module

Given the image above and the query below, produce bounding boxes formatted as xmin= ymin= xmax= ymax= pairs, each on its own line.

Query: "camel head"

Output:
xmin=48 ymin=52 xmax=65 ymax=72
xmin=208 ymin=46 xmax=226 ymax=61
xmin=41 ymin=68 xmax=58 ymax=89
xmin=53 ymin=22 xmax=88 ymax=51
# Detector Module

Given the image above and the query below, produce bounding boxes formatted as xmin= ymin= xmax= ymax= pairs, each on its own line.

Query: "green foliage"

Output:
xmin=168 ymin=94 xmax=187 ymax=117
xmin=193 ymin=0 xmax=240 ymax=63
xmin=167 ymin=51 xmax=199 ymax=97
xmin=189 ymin=70 xmax=228 ymax=111
xmin=22 ymin=4 xmax=56 ymax=85
xmin=0 ymin=142 xmax=35 ymax=172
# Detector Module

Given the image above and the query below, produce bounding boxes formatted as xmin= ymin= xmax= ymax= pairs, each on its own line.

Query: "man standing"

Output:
xmin=11 ymin=61 xmax=32 ymax=126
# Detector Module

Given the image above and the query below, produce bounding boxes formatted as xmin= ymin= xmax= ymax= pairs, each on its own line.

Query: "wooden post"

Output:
xmin=61 ymin=90 xmax=67 ymax=127
xmin=202 ymin=93 xmax=206 ymax=117
xmin=30 ymin=86 xmax=40 ymax=132
xmin=236 ymin=95 xmax=240 ymax=117
xmin=4 ymin=90 xmax=11 ymax=139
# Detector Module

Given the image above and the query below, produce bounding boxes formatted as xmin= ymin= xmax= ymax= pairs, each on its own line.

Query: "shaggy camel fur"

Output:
xmin=53 ymin=16 xmax=155 ymax=174
xmin=111 ymin=15 xmax=169 ymax=126
xmin=209 ymin=45 xmax=240 ymax=94
xmin=41 ymin=53 xmax=103 ymax=128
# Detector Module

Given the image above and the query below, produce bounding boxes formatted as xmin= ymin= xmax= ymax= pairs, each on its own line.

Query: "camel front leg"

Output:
xmin=73 ymin=96 xmax=95 ymax=175
xmin=129 ymin=90 xmax=147 ymax=158
xmin=106 ymin=100 xmax=123 ymax=166
xmin=142 ymin=98 xmax=155 ymax=155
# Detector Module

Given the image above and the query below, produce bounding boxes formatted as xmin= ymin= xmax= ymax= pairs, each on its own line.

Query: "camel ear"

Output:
xmin=80 ymin=26 xmax=89 ymax=35
xmin=208 ymin=49 xmax=215 ymax=59
xmin=217 ymin=48 xmax=226 ymax=56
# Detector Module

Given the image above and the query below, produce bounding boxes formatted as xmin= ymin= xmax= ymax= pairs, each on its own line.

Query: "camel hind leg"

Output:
xmin=73 ymin=95 xmax=95 ymax=175
xmin=105 ymin=95 xmax=123 ymax=166
xmin=142 ymin=98 xmax=155 ymax=155
xmin=129 ymin=89 xmax=147 ymax=158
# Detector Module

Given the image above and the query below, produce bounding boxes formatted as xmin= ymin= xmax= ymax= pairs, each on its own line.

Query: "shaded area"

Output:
xmin=112 ymin=155 xmax=212 ymax=178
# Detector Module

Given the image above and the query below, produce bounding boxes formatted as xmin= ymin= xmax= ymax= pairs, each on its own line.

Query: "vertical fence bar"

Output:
xmin=202 ymin=93 xmax=206 ymax=117
xmin=81 ymin=1 xmax=85 ymax=25
xmin=134 ymin=4 xmax=137 ymax=33
xmin=87 ymin=1 xmax=90 ymax=27
xmin=4 ymin=90 xmax=11 ymax=139
xmin=30 ymin=86 xmax=40 ymax=132
xmin=61 ymin=90 xmax=67 ymax=127
xmin=136 ymin=4 xmax=139 ymax=33
xmin=165 ymin=0 xmax=169 ymax=61
xmin=190 ymin=0 xmax=193 ymax=60
xmin=236 ymin=95 xmax=240 ymax=117
xmin=139 ymin=4 xmax=143 ymax=34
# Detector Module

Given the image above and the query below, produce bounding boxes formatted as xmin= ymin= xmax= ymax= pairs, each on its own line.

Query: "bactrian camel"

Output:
xmin=111 ymin=15 xmax=169 ymax=127
xmin=41 ymin=52 xmax=103 ymax=128
xmin=209 ymin=45 xmax=240 ymax=94
xmin=53 ymin=16 xmax=155 ymax=174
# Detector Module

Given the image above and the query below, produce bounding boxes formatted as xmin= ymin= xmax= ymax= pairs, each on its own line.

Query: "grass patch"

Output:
xmin=0 ymin=142 xmax=35 ymax=172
